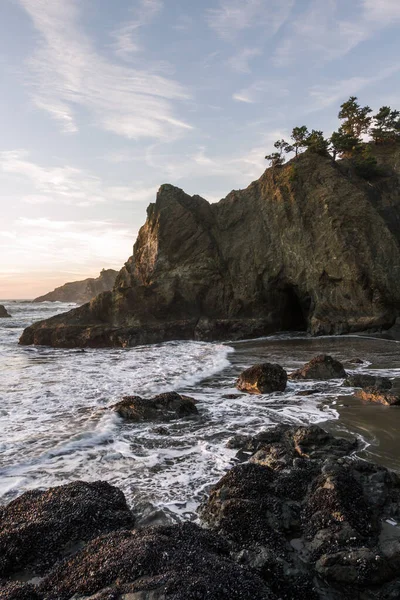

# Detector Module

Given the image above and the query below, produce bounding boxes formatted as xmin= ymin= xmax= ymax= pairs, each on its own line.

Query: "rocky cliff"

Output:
xmin=20 ymin=145 xmax=400 ymax=348
xmin=33 ymin=269 xmax=118 ymax=305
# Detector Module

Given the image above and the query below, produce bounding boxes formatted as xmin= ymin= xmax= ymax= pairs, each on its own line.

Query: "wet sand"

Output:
xmin=324 ymin=394 xmax=400 ymax=472
xmin=233 ymin=333 xmax=400 ymax=473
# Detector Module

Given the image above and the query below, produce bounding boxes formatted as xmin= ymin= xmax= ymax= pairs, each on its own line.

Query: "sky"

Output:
xmin=1 ymin=0 xmax=400 ymax=298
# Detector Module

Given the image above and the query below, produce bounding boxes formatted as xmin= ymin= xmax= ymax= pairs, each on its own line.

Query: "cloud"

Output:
xmin=308 ymin=65 xmax=400 ymax=111
xmin=145 ymin=133 xmax=287 ymax=192
xmin=227 ymin=47 xmax=262 ymax=73
xmin=0 ymin=218 xmax=135 ymax=276
xmin=363 ymin=0 xmax=400 ymax=24
xmin=274 ymin=0 xmax=400 ymax=67
xmin=18 ymin=0 xmax=192 ymax=140
xmin=207 ymin=0 xmax=294 ymax=40
xmin=0 ymin=150 xmax=157 ymax=206
xmin=111 ymin=0 xmax=163 ymax=60
xmin=233 ymin=79 xmax=289 ymax=104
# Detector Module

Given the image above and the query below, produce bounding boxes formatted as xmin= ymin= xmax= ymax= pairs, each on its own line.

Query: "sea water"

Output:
xmin=1 ymin=301 xmax=399 ymax=520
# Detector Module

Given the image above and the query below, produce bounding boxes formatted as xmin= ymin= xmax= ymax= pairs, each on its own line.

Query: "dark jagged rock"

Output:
xmin=20 ymin=146 xmax=400 ymax=348
xmin=290 ymin=355 xmax=346 ymax=380
xmin=201 ymin=424 xmax=400 ymax=599
xmin=0 ymin=480 xmax=134 ymax=577
xmin=0 ymin=581 xmax=42 ymax=600
xmin=236 ymin=363 xmax=287 ymax=394
xmin=38 ymin=523 xmax=274 ymax=600
xmin=0 ymin=304 xmax=11 ymax=318
xmin=112 ymin=392 xmax=198 ymax=421
xmin=344 ymin=373 xmax=392 ymax=390
xmin=33 ymin=269 xmax=118 ymax=304
xmin=355 ymin=387 xmax=400 ymax=406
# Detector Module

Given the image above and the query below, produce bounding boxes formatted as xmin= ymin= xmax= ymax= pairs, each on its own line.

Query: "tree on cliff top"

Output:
xmin=265 ymin=95 xmax=399 ymax=178
xmin=338 ymin=96 xmax=372 ymax=138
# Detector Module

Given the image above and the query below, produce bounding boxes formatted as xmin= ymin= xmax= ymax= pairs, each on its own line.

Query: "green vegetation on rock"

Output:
xmin=266 ymin=96 xmax=400 ymax=179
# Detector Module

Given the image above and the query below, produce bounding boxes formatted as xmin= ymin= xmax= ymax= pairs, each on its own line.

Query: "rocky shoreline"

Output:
xmin=2 ymin=423 xmax=400 ymax=600
xmin=2 ymin=355 xmax=400 ymax=599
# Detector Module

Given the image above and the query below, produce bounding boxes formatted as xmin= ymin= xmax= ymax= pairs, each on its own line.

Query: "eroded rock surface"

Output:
xmin=344 ymin=374 xmax=392 ymax=390
xmin=0 ymin=481 xmax=134 ymax=577
xmin=201 ymin=424 xmax=400 ymax=599
xmin=112 ymin=392 xmax=198 ymax=421
xmin=290 ymin=355 xmax=346 ymax=380
xmin=355 ymin=388 xmax=400 ymax=406
xmin=3 ymin=426 xmax=400 ymax=599
xmin=236 ymin=363 xmax=287 ymax=394
xmin=20 ymin=146 xmax=400 ymax=348
xmin=38 ymin=523 xmax=274 ymax=600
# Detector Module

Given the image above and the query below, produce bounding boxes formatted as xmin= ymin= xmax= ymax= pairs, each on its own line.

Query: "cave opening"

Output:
xmin=281 ymin=286 xmax=310 ymax=331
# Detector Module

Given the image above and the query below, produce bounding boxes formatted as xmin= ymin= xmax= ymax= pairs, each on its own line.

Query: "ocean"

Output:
xmin=1 ymin=300 xmax=400 ymax=522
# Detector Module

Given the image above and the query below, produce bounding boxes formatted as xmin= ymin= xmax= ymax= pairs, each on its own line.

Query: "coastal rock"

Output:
xmin=0 ymin=304 xmax=11 ymax=318
xmin=236 ymin=362 xmax=287 ymax=394
xmin=201 ymin=424 xmax=400 ymax=598
xmin=289 ymin=355 xmax=346 ymax=380
xmin=20 ymin=146 xmax=400 ymax=348
xmin=34 ymin=269 xmax=118 ymax=304
xmin=344 ymin=373 xmax=392 ymax=390
xmin=355 ymin=387 xmax=400 ymax=406
xmin=112 ymin=392 xmax=198 ymax=421
xmin=0 ymin=480 xmax=134 ymax=577
xmin=38 ymin=523 xmax=274 ymax=600
xmin=0 ymin=581 xmax=42 ymax=600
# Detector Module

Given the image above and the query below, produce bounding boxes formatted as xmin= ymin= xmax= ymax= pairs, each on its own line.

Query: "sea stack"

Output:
xmin=20 ymin=145 xmax=400 ymax=348
xmin=0 ymin=305 xmax=11 ymax=318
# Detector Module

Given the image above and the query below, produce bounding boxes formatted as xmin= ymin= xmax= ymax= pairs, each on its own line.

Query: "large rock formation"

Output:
xmin=33 ymin=269 xmax=118 ymax=304
xmin=20 ymin=145 xmax=400 ymax=348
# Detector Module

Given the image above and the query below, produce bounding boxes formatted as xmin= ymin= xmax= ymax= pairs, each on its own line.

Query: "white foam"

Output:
xmin=2 ymin=302 xmax=393 ymax=520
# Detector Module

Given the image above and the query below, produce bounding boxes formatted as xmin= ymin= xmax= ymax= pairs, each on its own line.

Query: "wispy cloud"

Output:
xmin=308 ymin=65 xmax=400 ymax=111
xmin=227 ymin=47 xmax=262 ymax=73
xmin=19 ymin=0 xmax=191 ymax=140
xmin=0 ymin=150 xmax=157 ymax=206
xmin=274 ymin=0 xmax=400 ymax=67
xmin=362 ymin=0 xmax=400 ymax=24
xmin=111 ymin=0 xmax=163 ymax=60
xmin=207 ymin=0 xmax=294 ymax=40
xmin=233 ymin=79 xmax=289 ymax=104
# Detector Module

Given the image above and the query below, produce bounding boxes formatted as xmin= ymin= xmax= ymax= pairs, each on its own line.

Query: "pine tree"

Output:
xmin=338 ymin=96 xmax=372 ymax=139
xmin=290 ymin=126 xmax=309 ymax=156
xmin=265 ymin=152 xmax=285 ymax=167
xmin=305 ymin=130 xmax=329 ymax=155
xmin=370 ymin=106 xmax=400 ymax=143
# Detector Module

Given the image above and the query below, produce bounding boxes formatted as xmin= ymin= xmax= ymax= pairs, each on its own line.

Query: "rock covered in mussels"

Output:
xmin=0 ymin=581 xmax=41 ymax=600
xmin=20 ymin=145 xmax=400 ymax=348
xmin=112 ymin=391 xmax=198 ymax=421
xmin=290 ymin=354 xmax=346 ymax=380
xmin=0 ymin=481 xmax=134 ymax=578
xmin=38 ymin=523 xmax=274 ymax=600
xmin=0 ymin=304 xmax=11 ymax=318
xmin=201 ymin=424 xmax=400 ymax=599
xmin=236 ymin=363 xmax=288 ymax=394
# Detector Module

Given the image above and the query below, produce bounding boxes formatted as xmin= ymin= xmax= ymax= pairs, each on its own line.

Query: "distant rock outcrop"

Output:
xmin=33 ymin=269 xmax=118 ymax=305
xmin=0 ymin=305 xmax=11 ymax=318
xmin=20 ymin=144 xmax=400 ymax=348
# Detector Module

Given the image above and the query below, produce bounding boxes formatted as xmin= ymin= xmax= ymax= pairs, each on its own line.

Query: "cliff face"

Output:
xmin=20 ymin=147 xmax=400 ymax=348
xmin=33 ymin=269 xmax=118 ymax=305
